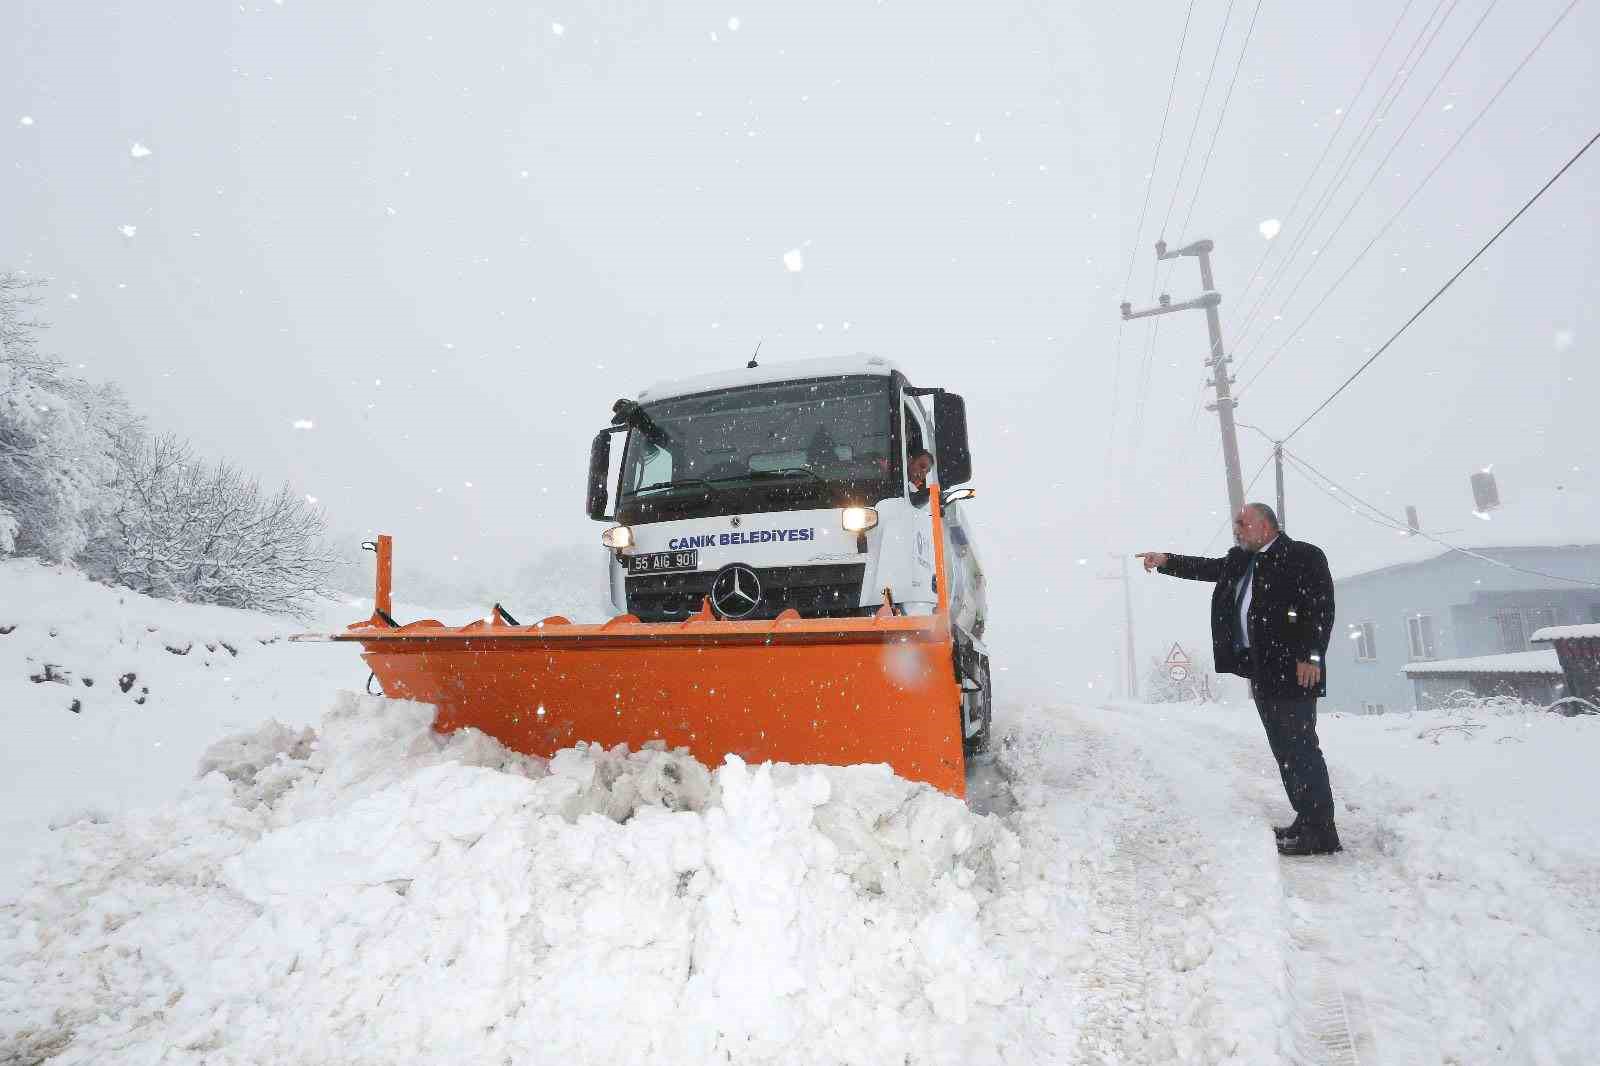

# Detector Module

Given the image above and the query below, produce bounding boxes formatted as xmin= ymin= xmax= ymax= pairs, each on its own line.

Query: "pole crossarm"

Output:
xmin=1120 ymin=290 xmax=1221 ymax=320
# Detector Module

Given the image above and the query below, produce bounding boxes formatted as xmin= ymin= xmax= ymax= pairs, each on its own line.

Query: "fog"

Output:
xmin=8 ymin=0 xmax=1598 ymax=699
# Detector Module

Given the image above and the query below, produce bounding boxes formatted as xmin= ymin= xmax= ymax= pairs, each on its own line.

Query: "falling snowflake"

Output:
xmin=782 ymin=248 xmax=804 ymax=272
xmin=1259 ymin=219 xmax=1282 ymax=240
xmin=118 ymin=225 xmax=137 ymax=238
xmin=19 ymin=116 xmax=34 ymax=127
xmin=551 ymin=21 xmax=565 ymax=36
xmin=727 ymin=16 xmax=741 ymax=30
xmin=305 ymin=494 xmax=318 ymax=504
xmin=293 ymin=419 xmax=315 ymax=430
xmin=1554 ymin=329 xmax=1575 ymax=352
xmin=130 ymin=142 xmax=152 ymax=158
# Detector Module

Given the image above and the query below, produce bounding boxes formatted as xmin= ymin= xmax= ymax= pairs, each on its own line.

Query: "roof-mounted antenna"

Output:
xmin=747 ymin=340 xmax=762 ymax=369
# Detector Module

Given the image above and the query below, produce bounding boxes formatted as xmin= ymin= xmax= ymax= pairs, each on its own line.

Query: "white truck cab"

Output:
xmin=585 ymin=355 xmax=992 ymax=754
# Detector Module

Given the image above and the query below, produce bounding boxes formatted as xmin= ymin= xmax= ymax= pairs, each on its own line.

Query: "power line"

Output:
xmin=1281 ymin=125 xmax=1600 ymax=444
xmin=1105 ymin=1 xmax=1199 ymax=494
xmin=1232 ymin=0 xmax=1420 ymax=312
xmin=1126 ymin=3 xmax=1233 ymax=491
xmin=1156 ymin=0 xmax=1238 ymax=249
xmin=1174 ymin=0 xmax=1267 ymax=245
xmin=1235 ymin=0 xmax=1580 ymax=396
xmin=1233 ymin=0 xmax=1503 ymax=373
xmin=1282 ymin=449 xmax=1600 ymax=588
xmin=1232 ymin=0 xmax=1461 ymax=347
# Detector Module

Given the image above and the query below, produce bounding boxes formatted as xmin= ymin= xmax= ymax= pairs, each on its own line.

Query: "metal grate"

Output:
xmin=626 ymin=563 xmax=867 ymax=622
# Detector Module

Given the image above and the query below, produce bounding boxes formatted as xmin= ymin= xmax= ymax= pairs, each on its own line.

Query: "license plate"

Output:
xmin=627 ymin=549 xmax=699 ymax=575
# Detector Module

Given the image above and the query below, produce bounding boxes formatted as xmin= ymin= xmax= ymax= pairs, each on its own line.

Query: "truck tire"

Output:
xmin=962 ymin=654 xmax=992 ymax=759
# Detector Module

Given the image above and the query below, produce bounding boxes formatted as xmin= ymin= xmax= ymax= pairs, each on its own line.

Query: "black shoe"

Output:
xmin=1277 ymin=824 xmax=1342 ymax=856
xmin=1273 ymin=816 xmax=1302 ymax=840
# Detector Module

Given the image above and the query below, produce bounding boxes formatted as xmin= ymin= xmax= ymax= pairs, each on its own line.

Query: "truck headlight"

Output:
xmin=841 ymin=506 xmax=878 ymax=533
xmin=601 ymin=525 xmax=634 ymax=549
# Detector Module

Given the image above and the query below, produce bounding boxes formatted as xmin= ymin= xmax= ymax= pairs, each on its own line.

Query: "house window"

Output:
xmin=1495 ymin=610 xmax=1527 ymax=653
xmin=1362 ymin=702 xmax=1387 ymax=715
xmin=1407 ymin=614 xmax=1437 ymax=660
xmin=1526 ymin=607 xmax=1556 ymax=637
xmin=1350 ymin=622 xmax=1377 ymax=661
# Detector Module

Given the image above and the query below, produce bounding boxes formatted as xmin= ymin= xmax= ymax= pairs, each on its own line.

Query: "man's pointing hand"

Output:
xmin=1135 ymin=552 xmax=1168 ymax=572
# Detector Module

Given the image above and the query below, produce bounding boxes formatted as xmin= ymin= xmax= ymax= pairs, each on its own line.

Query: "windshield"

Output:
xmin=617 ymin=375 xmax=896 ymax=519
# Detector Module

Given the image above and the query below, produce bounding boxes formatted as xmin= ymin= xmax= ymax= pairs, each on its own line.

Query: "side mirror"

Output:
xmin=933 ymin=392 xmax=972 ymax=485
xmin=941 ymin=487 xmax=976 ymax=506
xmin=586 ymin=430 xmax=615 ymax=520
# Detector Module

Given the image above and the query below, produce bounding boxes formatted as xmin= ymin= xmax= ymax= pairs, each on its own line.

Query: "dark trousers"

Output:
xmin=1251 ymin=689 xmax=1336 ymax=826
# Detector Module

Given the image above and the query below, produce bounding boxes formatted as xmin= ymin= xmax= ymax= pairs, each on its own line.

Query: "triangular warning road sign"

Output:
xmin=1165 ymin=642 xmax=1191 ymax=667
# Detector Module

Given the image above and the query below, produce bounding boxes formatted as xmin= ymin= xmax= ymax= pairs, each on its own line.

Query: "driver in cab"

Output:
xmin=908 ymin=449 xmax=934 ymax=494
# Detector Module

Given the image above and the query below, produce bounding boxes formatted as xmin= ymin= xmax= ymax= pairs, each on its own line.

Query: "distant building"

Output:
xmin=1328 ymin=544 xmax=1600 ymax=713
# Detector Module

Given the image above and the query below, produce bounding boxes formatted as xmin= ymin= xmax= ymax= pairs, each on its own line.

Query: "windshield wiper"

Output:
xmin=633 ymin=478 xmax=720 ymax=496
xmin=709 ymin=468 xmax=824 ymax=484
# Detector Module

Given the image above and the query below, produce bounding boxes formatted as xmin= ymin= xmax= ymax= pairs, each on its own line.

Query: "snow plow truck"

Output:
xmin=311 ymin=356 xmax=990 ymax=796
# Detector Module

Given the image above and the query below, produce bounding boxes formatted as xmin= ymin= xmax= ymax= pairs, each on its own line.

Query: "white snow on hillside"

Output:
xmin=0 ymin=558 xmax=468 ymax=898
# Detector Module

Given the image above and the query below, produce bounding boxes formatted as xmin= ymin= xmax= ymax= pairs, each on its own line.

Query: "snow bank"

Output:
xmin=0 ymin=559 xmax=374 ymax=897
xmin=4 ymin=693 xmax=1038 ymax=1065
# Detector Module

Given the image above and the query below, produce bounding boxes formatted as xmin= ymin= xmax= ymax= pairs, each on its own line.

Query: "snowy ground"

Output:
xmin=5 ymin=561 xmax=1599 ymax=1063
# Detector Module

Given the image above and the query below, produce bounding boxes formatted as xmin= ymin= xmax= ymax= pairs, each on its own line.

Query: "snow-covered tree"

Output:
xmin=1144 ymin=655 xmax=1216 ymax=704
xmin=0 ymin=273 xmax=135 ymax=560
xmin=92 ymin=434 xmax=339 ymax=614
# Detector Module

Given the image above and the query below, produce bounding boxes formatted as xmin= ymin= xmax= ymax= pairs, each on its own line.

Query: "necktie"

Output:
xmin=1233 ymin=553 xmax=1256 ymax=650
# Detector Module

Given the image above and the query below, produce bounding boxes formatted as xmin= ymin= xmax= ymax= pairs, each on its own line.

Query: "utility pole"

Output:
xmin=1097 ymin=553 xmax=1138 ymax=700
xmin=1121 ymin=239 xmax=1245 ymax=520
xmin=1238 ymin=421 xmax=1287 ymax=531
xmin=1274 ymin=441 xmax=1286 ymax=531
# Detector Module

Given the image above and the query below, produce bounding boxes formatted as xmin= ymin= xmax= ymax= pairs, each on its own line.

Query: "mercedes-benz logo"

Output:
xmin=711 ymin=564 xmax=762 ymax=619
xmin=729 ymin=516 xmax=742 ymax=528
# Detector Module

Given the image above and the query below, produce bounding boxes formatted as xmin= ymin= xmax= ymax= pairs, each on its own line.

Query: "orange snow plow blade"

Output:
xmin=306 ymin=495 xmax=967 ymax=796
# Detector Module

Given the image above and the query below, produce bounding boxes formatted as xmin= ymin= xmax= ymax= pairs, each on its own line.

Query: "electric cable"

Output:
xmin=1233 ymin=0 xmax=1502 ymax=372
xmin=1232 ymin=0 xmax=1460 ymax=347
xmin=1156 ymin=0 xmax=1238 ymax=249
xmin=1282 ymin=449 xmax=1600 ymax=588
xmin=1174 ymin=0 xmax=1267 ymax=246
xmin=1232 ymin=0 xmax=1419 ymax=312
xmin=1105 ymin=0 xmax=1199 ymax=493
xmin=1280 ymin=125 xmax=1600 ymax=444
xmin=1235 ymin=0 xmax=1580 ymax=395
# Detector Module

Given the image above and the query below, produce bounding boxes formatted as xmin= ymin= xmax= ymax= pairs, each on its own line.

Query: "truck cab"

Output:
xmin=585 ymin=355 xmax=992 ymax=753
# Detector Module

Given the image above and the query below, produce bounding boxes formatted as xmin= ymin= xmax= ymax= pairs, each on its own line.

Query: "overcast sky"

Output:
xmin=8 ymin=0 xmax=1599 ymax=697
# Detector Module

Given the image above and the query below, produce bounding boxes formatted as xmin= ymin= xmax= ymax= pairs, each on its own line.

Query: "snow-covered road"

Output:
xmin=1005 ymin=700 xmax=1600 ymax=1063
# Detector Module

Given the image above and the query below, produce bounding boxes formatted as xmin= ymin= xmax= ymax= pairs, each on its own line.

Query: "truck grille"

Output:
xmin=626 ymin=563 xmax=867 ymax=622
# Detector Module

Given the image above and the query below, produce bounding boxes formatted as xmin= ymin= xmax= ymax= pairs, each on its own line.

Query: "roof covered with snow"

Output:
xmin=1531 ymin=623 xmax=1600 ymax=643
xmin=637 ymin=354 xmax=902 ymax=402
xmin=1402 ymin=649 xmax=1563 ymax=677
xmin=1329 ymin=485 xmax=1600 ymax=581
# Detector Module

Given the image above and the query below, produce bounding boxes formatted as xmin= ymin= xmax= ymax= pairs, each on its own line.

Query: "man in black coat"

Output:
xmin=1137 ymin=503 xmax=1341 ymax=855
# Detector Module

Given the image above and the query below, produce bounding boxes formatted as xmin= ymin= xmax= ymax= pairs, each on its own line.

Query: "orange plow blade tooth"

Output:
xmin=340 ymin=611 xmax=967 ymax=797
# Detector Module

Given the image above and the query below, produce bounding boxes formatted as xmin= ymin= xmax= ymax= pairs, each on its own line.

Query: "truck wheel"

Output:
xmin=962 ymin=654 xmax=992 ymax=759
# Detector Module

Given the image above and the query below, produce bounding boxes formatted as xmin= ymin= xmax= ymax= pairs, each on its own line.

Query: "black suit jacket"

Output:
xmin=1159 ymin=534 xmax=1335 ymax=698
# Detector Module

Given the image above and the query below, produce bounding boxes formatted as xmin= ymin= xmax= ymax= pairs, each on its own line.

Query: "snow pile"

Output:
xmin=4 ymin=694 xmax=1040 ymax=1065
